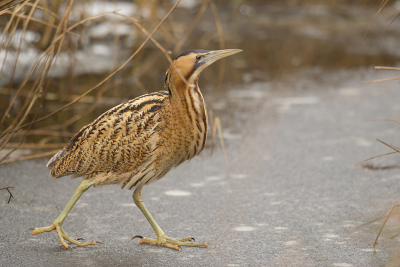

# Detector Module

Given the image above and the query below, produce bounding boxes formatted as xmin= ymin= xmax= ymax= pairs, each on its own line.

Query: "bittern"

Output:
xmin=30 ymin=49 xmax=242 ymax=250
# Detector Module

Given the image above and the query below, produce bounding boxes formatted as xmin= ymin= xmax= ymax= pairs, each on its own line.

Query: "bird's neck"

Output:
xmin=165 ymin=68 xmax=195 ymax=108
xmin=165 ymin=69 xmax=208 ymax=156
xmin=166 ymin=69 xmax=204 ymax=113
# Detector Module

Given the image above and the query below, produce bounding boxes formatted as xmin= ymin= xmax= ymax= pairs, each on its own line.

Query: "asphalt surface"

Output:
xmin=2 ymin=68 xmax=400 ymax=266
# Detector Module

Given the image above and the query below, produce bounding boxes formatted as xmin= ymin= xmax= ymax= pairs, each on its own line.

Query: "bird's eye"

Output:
xmin=196 ymin=55 xmax=202 ymax=60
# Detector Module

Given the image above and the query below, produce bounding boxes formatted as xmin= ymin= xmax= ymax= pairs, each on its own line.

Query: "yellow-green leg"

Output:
xmin=132 ymin=186 xmax=208 ymax=250
xmin=31 ymin=180 xmax=98 ymax=249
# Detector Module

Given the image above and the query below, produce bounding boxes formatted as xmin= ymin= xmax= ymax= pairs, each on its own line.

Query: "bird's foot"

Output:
xmin=132 ymin=235 xmax=209 ymax=250
xmin=31 ymin=221 xmax=99 ymax=249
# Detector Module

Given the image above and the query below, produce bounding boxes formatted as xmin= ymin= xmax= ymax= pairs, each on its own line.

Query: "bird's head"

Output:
xmin=165 ymin=49 xmax=242 ymax=90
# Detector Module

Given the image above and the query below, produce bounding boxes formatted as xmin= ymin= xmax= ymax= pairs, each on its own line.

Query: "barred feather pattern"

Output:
xmin=48 ymin=81 xmax=208 ymax=190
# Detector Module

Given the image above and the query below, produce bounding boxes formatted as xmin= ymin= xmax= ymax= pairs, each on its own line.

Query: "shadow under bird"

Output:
xmin=29 ymin=49 xmax=242 ymax=250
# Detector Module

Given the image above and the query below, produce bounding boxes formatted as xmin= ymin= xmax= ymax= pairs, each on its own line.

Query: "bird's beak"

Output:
xmin=187 ymin=49 xmax=242 ymax=85
xmin=205 ymin=49 xmax=243 ymax=65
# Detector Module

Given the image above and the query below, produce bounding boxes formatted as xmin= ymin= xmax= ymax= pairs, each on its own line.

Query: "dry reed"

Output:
xmin=361 ymin=0 xmax=400 ymax=253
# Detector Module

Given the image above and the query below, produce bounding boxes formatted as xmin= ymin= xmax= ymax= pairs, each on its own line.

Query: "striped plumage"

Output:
xmin=30 ymin=49 xmax=242 ymax=250
xmin=48 ymin=54 xmax=210 ymax=190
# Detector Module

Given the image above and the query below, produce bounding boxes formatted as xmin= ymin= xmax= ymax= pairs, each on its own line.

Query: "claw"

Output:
xmin=21 ymin=228 xmax=35 ymax=238
xmin=130 ymin=235 xmax=143 ymax=242
xmin=135 ymin=235 xmax=209 ymax=250
xmin=30 ymin=223 xmax=97 ymax=249
xmin=96 ymin=241 xmax=106 ymax=247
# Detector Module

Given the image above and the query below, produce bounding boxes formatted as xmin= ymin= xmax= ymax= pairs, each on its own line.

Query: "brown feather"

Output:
xmin=48 ymin=51 xmax=209 ymax=190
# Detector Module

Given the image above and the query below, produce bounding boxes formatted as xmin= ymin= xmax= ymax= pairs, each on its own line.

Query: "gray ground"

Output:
xmin=2 ymin=67 xmax=400 ymax=266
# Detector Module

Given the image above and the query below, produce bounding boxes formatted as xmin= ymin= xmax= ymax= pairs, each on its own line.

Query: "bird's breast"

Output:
xmin=186 ymin=86 xmax=208 ymax=159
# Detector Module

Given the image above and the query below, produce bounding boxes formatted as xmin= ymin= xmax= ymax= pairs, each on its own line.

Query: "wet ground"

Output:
xmin=2 ymin=1 xmax=400 ymax=266
xmin=2 ymin=68 xmax=400 ymax=266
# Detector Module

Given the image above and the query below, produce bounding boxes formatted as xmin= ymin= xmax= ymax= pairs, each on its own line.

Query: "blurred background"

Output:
xmin=4 ymin=1 xmax=400 ymax=266
xmin=0 ymin=0 xmax=397 ymax=163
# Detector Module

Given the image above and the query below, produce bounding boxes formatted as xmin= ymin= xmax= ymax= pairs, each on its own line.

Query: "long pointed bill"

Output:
xmin=205 ymin=49 xmax=243 ymax=65
xmin=188 ymin=49 xmax=242 ymax=85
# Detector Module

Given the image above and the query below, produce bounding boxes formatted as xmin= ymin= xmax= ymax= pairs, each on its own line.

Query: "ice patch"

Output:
xmin=206 ymin=176 xmax=222 ymax=181
xmin=121 ymin=203 xmax=136 ymax=207
xmin=324 ymin=234 xmax=339 ymax=238
xmin=233 ymin=226 xmax=255 ymax=232
xmin=165 ymin=190 xmax=191 ymax=196
xmin=275 ymin=96 xmax=319 ymax=112
xmin=361 ymin=248 xmax=379 ymax=252
xmin=231 ymin=174 xmax=247 ymax=179
xmin=355 ymin=137 xmax=372 ymax=147
xmin=190 ymin=183 xmax=205 ymax=187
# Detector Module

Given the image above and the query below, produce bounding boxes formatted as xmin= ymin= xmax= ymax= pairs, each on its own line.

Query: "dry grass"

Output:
xmin=361 ymin=0 xmax=400 ymax=254
xmin=209 ymin=109 xmax=230 ymax=178
xmin=362 ymin=0 xmax=400 ymax=168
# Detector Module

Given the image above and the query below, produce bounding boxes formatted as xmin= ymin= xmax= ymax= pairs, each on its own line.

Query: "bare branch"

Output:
xmin=0 ymin=186 xmax=15 ymax=203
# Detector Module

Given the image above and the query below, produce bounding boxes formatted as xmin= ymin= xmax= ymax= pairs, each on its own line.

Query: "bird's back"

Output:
xmin=48 ymin=91 xmax=172 ymax=188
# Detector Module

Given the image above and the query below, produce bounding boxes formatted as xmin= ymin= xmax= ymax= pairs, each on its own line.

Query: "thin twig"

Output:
xmin=365 ymin=0 xmax=389 ymax=36
xmin=375 ymin=66 xmax=400 ymax=71
xmin=386 ymin=12 xmax=400 ymax=30
xmin=6 ymin=0 xmax=40 ymax=110
xmin=376 ymin=118 xmax=400 ymax=122
xmin=24 ymin=2 xmax=60 ymax=19
xmin=209 ymin=109 xmax=217 ymax=155
xmin=364 ymin=76 xmax=400 ymax=84
xmin=0 ymin=186 xmax=15 ymax=203
xmin=214 ymin=116 xmax=231 ymax=178
xmin=3 ymin=10 xmax=84 ymax=39
xmin=0 ymin=4 xmax=24 ymax=83
xmin=356 ymin=215 xmax=388 ymax=229
xmin=373 ymin=205 xmax=400 ymax=253
xmin=0 ymin=0 xmax=26 ymax=14
xmin=115 ymin=12 xmax=177 ymax=70
xmin=13 ymin=130 xmax=75 ymax=137
xmin=4 ymin=143 xmax=64 ymax=149
xmin=162 ymin=0 xmax=179 ymax=39
xmin=0 ymin=149 xmax=60 ymax=165
xmin=174 ymin=0 xmax=208 ymax=53
xmin=359 ymin=151 xmax=398 ymax=163
xmin=0 ymin=93 xmax=39 ymax=162
xmin=377 ymin=138 xmax=400 ymax=153
xmin=209 ymin=0 xmax=225 ymax=97
xmin=0 ymin=87 xmax=121 ymax=104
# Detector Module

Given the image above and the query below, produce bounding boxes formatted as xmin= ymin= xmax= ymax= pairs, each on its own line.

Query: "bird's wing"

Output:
xmin=48 ymin=92 xmax=169 ymax=178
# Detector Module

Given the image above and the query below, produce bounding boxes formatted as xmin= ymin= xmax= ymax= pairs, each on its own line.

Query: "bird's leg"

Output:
xmin=31 ymin=180 xmax=98 ymax=249
xmin=132 ymin=187 xmax=208 ymax=250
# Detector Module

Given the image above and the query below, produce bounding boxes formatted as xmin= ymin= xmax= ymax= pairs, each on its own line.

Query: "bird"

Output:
xmin=30 ymin=49 xmax=242 ymax=250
